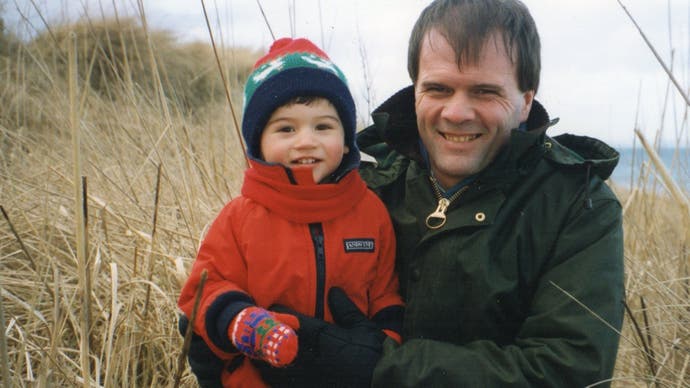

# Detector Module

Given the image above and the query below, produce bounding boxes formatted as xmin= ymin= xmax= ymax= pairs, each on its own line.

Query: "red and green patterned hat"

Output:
xmin=242 ymin=38 xmax=358 ymax=166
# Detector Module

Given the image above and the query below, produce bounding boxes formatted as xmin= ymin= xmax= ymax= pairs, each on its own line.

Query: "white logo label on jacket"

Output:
xmin=343 ymin=239 xmax=375 ymax=253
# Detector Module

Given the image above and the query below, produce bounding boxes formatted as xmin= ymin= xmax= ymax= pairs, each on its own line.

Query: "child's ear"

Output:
xmin=344 ymin=145 xmax=350 ymax=154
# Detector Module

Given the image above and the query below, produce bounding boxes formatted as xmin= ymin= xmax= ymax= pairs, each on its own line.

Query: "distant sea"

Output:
xmin=609 ymin=147 xmax=690 ymax=191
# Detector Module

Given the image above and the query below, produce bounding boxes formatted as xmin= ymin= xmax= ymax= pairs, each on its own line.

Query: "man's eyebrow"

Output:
xmin=473 ymin=83 xmax=503 ymax=90
xmin=418 ymin=80 xmax=447 ymax=88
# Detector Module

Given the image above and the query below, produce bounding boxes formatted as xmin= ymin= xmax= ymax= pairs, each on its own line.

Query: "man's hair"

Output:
xmin=407 ymin=0 xmax=541 ymax=93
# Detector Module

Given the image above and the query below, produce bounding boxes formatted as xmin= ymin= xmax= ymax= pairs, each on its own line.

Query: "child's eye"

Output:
xmin=277 ymin=126 xmax=294 ymax=133
xmin=316 ymin=123 xmax=334 ymax=131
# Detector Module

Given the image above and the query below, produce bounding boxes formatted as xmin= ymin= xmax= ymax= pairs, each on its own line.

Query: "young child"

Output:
xmin=177 ymin=38 xmax=403 ymax=387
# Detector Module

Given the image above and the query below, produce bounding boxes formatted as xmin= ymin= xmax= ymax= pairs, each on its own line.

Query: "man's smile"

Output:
xmin=440 ymin=132 xmax=481 ymax=143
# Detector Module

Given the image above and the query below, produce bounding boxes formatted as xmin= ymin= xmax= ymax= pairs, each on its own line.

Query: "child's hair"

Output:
xmin=241 ymin=37 xmax=359 ymax=176
xmin=281 ymin=95 xmax=325 ymax=108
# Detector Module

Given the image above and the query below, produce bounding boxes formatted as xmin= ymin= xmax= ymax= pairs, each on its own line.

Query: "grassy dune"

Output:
xmin=0 ymin=8 xmax=688 ymax=388
xmin=610 ymin=165 xmax=690 ymax=386
xmin=1 ymin=14 xmax=256 ymax=387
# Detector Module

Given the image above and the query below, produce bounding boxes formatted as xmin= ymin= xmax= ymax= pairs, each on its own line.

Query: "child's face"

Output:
xmin=260 ymin=99 xmax=349 ymax=183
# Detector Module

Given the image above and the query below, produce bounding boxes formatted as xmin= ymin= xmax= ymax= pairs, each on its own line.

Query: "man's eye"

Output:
xmin=426 ymin=85 xmax=449 ymax=94
xmin=475 ymin=88 xmax=499 ymax=96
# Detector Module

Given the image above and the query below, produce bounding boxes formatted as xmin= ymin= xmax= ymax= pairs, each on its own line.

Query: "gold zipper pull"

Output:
xmin=426 ymin=198 xmax=450 ymax=229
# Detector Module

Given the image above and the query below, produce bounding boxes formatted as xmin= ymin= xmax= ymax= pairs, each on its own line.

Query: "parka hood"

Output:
xmin=544 ymin=134 xmax=620 ymax=180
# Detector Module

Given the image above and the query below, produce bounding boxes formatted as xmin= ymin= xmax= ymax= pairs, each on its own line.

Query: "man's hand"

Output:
xmin=255 ymin=287 xmax=386 ymax=387
xmin=311 ymin=287 xmax=386 ymax=381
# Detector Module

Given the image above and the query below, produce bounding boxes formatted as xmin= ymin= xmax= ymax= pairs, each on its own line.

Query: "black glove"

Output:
xmin=255 ymin=287 xmax=386 ymax=387
xmin=178 ymin=314 xmax=224 ymax=388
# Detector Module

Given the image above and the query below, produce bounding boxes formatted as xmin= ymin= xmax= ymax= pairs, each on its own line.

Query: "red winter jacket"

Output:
xmin=178 ymin=161 xmax=403 ymax=387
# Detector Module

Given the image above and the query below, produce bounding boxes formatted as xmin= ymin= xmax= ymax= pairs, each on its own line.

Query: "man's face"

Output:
xmin=414 ymin=29 xmax=535 ymax=188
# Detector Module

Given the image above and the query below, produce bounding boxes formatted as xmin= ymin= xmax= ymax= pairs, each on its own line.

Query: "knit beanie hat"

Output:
xmin=242 ymin=38 xmax=359 ymax=175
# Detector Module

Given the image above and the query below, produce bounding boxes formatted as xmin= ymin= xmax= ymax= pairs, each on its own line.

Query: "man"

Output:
xmin=353 ymin=0 xmax=625 ymax=386
xmin=183 ymin=0 xmax=624 ymax=386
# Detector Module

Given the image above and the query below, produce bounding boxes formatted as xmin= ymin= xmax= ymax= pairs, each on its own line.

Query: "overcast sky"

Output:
xmin=5 ymin=0 xmax=690 ymax=147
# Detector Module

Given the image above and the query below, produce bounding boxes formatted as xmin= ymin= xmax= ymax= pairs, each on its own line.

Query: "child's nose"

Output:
xmin=293 ymin=128 xmax=317 ymax=148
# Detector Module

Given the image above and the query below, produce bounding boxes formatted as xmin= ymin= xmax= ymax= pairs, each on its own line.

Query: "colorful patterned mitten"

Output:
xmin=229 ymin=306 xmax=298 ymax=367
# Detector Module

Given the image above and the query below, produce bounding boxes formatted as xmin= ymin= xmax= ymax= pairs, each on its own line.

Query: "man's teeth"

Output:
xmin=443 ymin=134 xmax=480 ymax=142
xmin=295 ymin=158 xmax=317 ymax=164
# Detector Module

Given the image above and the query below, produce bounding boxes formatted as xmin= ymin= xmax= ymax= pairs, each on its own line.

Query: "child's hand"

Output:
xmin=229 ymin=306 xmax=298 ymax=367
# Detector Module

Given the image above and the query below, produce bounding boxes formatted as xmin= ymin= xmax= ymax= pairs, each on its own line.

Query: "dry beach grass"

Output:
xmin=0 ymin=4 xmax=688 ymax=388
xmin=1 ymin=11 xmax=255 ymax=387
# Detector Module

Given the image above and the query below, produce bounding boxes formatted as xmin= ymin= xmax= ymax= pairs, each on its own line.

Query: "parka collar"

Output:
xmin=367 ymin=85 xmax=557 ymax=174
xmin=241 ymin=160 xmax=368 ymax=223
xmin=360 ymin=86 xmax=620 ymax=200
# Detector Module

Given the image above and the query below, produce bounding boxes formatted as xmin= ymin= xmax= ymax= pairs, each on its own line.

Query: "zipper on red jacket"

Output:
xmin=309 ymin=223 xmax=326 ymax=319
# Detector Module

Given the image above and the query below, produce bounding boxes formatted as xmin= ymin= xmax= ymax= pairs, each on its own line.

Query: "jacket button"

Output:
xmin=411 ymin=268 xmax=422 ymax=282
xmin=475 ymin=212 xmax=486 ymax=222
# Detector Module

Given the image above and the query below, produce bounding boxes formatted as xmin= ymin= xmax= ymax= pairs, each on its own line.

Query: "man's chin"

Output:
xmin=431 ymin=159 xmax=482 ymax=186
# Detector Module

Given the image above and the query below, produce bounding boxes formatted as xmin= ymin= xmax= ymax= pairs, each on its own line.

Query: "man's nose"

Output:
xmin=441 ymin=92 xmax=475 ymax=123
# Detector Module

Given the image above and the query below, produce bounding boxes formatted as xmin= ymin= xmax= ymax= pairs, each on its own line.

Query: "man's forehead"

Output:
xmin=423 ymin=28 xmax=516 ymax=65
xmin=421 ymin=29 xmax=518 ymax=80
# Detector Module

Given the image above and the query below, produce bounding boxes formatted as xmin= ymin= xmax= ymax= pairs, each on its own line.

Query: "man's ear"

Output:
xmin=520 ymin=90 xmax=535 ymax=122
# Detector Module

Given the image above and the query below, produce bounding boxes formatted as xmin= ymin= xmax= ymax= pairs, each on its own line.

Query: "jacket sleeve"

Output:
xmin=177 ymin=201 xmax=255 ymax=358
xmin=367 ymin=196 xmax=404 ymax=339
xmin=372 ymin=187 xmax=625 ymax=387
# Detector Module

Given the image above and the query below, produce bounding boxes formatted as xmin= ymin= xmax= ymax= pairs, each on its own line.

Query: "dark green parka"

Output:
xmin=357 ymin=87 xmax=625 ymax=387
